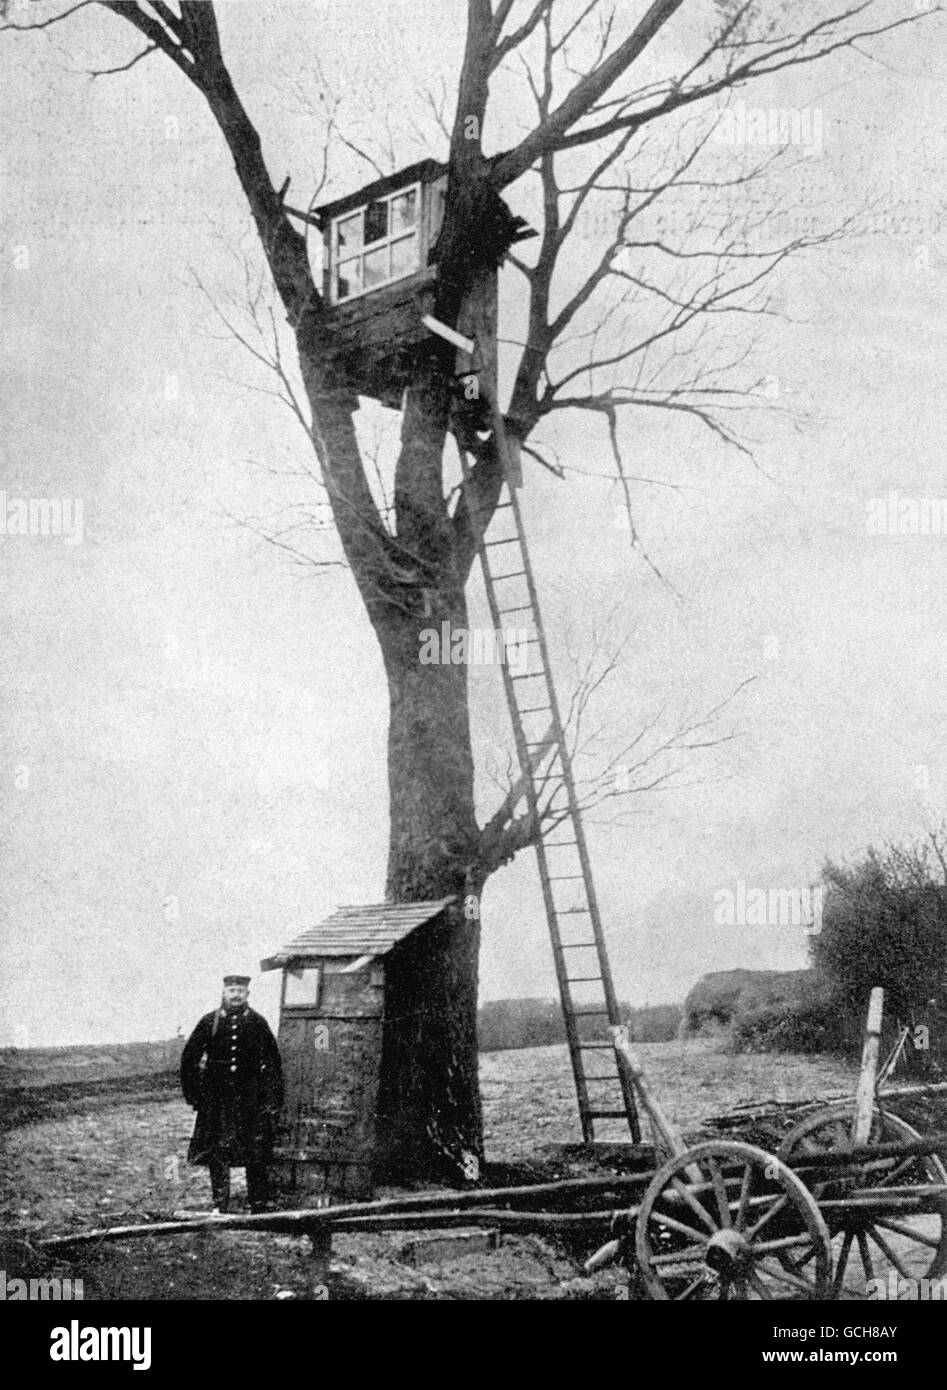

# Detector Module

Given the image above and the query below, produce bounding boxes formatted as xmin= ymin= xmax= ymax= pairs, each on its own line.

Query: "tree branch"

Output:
xmin=490 ymin=0 xmax=686 ymax=186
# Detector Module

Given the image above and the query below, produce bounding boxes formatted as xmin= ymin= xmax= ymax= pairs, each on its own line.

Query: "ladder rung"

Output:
xmin=572 ymin=1006 xmax=610 ymax=1016
xmin=578 ymin=1041 xmax=615 ymax=1048
xmin=559 ymin=907 xmax=590 ymax=915
xmin=586 ymin=1110 xmax=631 ymax=1119
xmin=558 ymin=941 xmax=598 ymax=950
xmin=500 ymin=605 xmax=534 ymax=616
xmin=494 ymin=570 xmax=526 ymax=581
xmin=485 ymin=537 xmax=521 ymax=547
xmin=549 ymin=874 xmax=584 ymax=881
xmin=517 ymin=703 xmax=550 ymax=713
xmin=567 ymin=976 xmax=604 ymax=984
xmin=545 ymin=840 xmax=578 ymax=849
xmin=511 ymin=670 xmax=544 ymax=681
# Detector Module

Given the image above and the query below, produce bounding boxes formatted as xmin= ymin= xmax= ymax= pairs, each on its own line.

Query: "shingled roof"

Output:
xmin=259 ymin=897 xmax=455 ymax=969
xmin=312 ymin=157 xmax=446 ymax=226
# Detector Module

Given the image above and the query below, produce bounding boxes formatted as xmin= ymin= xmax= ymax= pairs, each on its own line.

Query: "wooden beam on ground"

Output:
xmin=38 ymin=1170 xmax=655 ymax=1250
xmin=789 ymin=1131 xmax=947 ymax=1172
xmin=332 ymin=1209 xmax=618 ymax=1234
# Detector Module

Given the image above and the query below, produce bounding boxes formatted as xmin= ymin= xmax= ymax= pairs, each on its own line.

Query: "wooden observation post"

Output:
xmin=260 ymin=898 xmax=454 ymax=1201
xmin=311 ymin=158 xmax=448 ymax=407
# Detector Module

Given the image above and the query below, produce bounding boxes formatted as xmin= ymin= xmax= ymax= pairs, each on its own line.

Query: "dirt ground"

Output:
xmin=0 ymin=1039 xmax=861 ymax=1300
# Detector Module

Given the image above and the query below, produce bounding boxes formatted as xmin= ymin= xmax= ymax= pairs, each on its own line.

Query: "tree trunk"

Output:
xmin=290 ymin=214 xmax=503 ymax=1183
xmin=373 ymin=590 xmax=486 ymax=1180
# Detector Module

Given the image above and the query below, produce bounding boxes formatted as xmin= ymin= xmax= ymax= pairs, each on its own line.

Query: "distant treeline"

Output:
xmin=477 ymin=998 xmax=681 ymax=1052
xmin=0 ymin=1038 xmax=184 ymax=1090
xmin=1 ymin=1003 xmax=682 ymax=1090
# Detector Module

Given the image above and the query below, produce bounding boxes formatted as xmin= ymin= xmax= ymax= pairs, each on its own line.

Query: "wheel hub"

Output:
xmin=705 ymin=1227 xmax=753 ymax=1279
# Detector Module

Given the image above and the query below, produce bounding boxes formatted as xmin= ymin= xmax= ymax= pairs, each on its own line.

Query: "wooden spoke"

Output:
xmin=785 ymin=1242 xmax=819 ymax=1274
xmin=747 ymin=1270 xmax=775 ymax=1300
xmin=674 ymin=1275 xmax=709 ymax=1301
xmin=857 ymin=1231 xmax=875 ymax=1282
xmin=735 ymin=1162 xmax=754 ymax=1232
xmin=708 ymin=1158 xmax=732 ymax=1228
xmin=754 ymin=1260 xmax=824 ymax=1297
xmin=648 ymin=1209 xmax=714 ymax=1243
xmin=753 ymin=1234 xmax=818 ymax=1257
xmin=828 ymin=1234 xmax=856 ymax=1295
xmin=866 ymin=1225 xmax=913 ymax=1280
xmin=746 ymin=1194 xmax=787 ymax=1241
xmin=874 ymin=1218 xmax=941 ymax=1249
xmin=650 ymin=1245 xmax=707 ymax=1269
xmin=669 ymin=1175 xmax=717 ymax=1234
xmin=877 ymin=1158 xmax=919 ymax=1189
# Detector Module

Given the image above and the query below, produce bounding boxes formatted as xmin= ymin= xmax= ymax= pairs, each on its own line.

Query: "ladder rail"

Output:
xmin=503 ymin=479 xmax=641 ymax=1139
xmin=458 ymin=430 xmax=640 ymax=1143
xmin=459 ymin=465 xmax=594 ymax=1135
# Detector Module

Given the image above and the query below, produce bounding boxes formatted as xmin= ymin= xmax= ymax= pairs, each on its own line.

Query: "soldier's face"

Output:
xmin=222 ymin=983 xmax=249 ymax=1007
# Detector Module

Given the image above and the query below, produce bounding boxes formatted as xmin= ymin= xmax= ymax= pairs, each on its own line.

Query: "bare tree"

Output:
xmin=3 ymin=0 xmax=937 ymax=1176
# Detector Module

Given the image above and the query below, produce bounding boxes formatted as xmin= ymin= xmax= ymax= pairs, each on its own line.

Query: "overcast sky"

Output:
xmin=2 ymin=1 xmax=947 ymax=1045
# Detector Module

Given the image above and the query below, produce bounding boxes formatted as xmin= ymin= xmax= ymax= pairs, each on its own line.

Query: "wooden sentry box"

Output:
xmin=260 ymin=897 xmax=454 ymax=1202
xmin=313 ymin=159 xmax=448 ymax=407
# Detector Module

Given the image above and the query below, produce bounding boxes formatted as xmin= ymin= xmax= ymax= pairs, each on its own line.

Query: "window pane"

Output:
xmin=335 ymin=212 xmax=363 ymax=254
xmin=364 ymin=198 xmax=388 ymax=244
xmin=363 ymin=244 xmax=388 ymax=288
xmin=336 ymin=257 xmax=363 ymax=301
xmin=390 ymin=188 xmax=418 ymax=234
xmin=284 ymin=966 xmax=321 ymax=1008
xmin=390 ymin=233 xmax=418 ymax=280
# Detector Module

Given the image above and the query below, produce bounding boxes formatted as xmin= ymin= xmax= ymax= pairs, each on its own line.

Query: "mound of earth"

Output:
xmin=681 ymin=968 xmax=826 ymax=1037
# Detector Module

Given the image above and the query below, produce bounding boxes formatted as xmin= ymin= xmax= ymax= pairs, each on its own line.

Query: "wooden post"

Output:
xmin=613 ymin=1033 xmax=688 ymax=1162
xmin=456 ymin=266 xmax=497 ymax=409
xmin=852 ymin=987 xmax=885 ymax=1146
xmin=308 ymin=1225 xmax=332 ymax=1292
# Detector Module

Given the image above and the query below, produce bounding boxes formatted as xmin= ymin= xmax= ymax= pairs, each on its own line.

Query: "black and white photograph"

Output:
xmin=2 ymin=0 xmax=947 ymax=1338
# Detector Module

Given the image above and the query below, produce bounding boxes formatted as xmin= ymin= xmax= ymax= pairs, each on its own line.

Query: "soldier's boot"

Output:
xmin=246 ymin=1162 xmax=270 ymax=1214
xmin=209 ymin=1161 xmax=231 ymax=1214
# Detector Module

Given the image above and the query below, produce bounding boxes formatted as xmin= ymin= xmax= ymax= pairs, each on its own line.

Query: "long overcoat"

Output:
xmin=180 ymin=1005 xmax=284 ymax=1167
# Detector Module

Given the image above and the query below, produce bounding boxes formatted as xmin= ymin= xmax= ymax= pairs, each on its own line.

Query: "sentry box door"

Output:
xmin=274 ymin=959 xmax=385 ymax=1199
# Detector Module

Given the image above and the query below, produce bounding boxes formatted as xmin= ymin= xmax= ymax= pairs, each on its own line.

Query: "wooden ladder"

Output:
xmin=461 ymin=437 xmax=641 ymax=1144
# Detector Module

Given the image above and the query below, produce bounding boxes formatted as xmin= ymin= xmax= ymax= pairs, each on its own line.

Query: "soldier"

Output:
xmin=181 ymin=974 xmax=284 ymax=1214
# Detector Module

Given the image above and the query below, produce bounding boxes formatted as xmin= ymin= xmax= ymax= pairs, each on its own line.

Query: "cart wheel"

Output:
xmin=778 ymin=1104 xmax=947 ymax=1299
xmin=635 ymin=1140 xmax=832 ymax=1300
